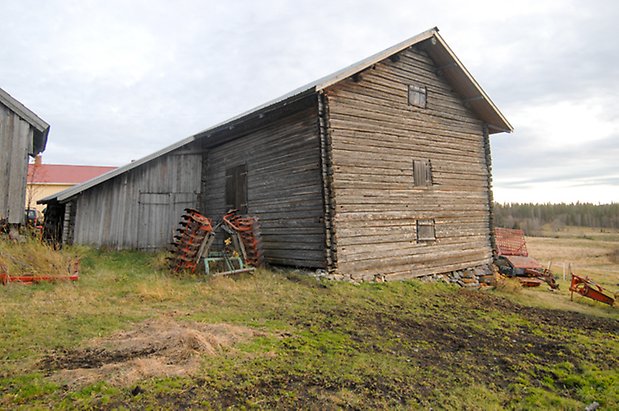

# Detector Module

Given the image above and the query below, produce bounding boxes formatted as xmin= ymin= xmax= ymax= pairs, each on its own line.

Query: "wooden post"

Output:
xmin=563 ymin=262 xmax=566 ymax=281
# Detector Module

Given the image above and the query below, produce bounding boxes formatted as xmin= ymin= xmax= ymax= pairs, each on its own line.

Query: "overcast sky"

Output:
xmin=1 ymin=0 xmax=617 ymax=204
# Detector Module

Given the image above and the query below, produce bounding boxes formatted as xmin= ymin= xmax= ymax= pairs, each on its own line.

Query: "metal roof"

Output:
xmin=193 ymin=27 xmax=512 ymax=138
xmin=0 ymin=87 xmax=50 ymax=155
xmin=501 ymin=255 xmax=543 ymax=270
xmin=42 ymin=27 xmax=512 ymax=204
xmin=40 ymin=136 xmax=195 ymax=203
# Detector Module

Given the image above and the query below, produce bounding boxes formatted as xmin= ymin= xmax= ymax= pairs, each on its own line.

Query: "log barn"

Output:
xmin=42 ymin=28 xmax=512 ymax=280
xmin=0 ymin=87 xmax=50 ymax=226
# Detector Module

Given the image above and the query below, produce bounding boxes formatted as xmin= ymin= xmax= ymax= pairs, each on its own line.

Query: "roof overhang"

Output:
xmin=313 ymin=28 xmax=512 ymax=134
xmin=0 ymin=87 xmax=50 ymax=154
xmin=417 ymin=33 xmax=513 ymax=133
xmin=39 ymin=136 xmax=196 ymax=203
xmin=192 ymin=27 xmax=512 ymax=140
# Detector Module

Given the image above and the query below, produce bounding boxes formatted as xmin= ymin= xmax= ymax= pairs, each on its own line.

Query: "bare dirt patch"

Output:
xmin=40 ymin=317 xmax=259 ymax=387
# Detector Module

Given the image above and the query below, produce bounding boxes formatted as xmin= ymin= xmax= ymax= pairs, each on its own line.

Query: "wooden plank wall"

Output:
xmin=325 ymin=47 xmax=493 ymax=280
xmin=72 ymin=142 xmax=203 ymax=249
xmin=0 ymin=103 xmax=33 ymax=224
xmin=204 ymin=106 xmax=326 ymax=268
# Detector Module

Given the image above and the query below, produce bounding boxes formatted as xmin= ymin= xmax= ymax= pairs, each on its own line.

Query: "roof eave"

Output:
xmin=40 ymin=135 xmax=197 ymax=203
xmin=0 ymin=87 xmax=50 ymax=135
xmin=32 ymin=126 xmax=50 ymax=155
xmin=192 ymin=28 xmax=442 ymax=141
xmin=193 ymin=88 xmax=317 ymax=141
xmin=428 ymin=32 xmax=513 ymax=134
xmin=315 ymin=27 xmax=439 ymax=91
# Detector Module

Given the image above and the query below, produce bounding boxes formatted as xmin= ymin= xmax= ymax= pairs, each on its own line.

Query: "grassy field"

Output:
xmin=527 ymin=226 xmax=619 ymax=290
xmin=1 ymin=229 xmax=618 ymax=410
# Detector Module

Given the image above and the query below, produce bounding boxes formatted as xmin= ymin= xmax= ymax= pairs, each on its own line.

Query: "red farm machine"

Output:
xmin=494 ymin=227 xmax=558 ymax=289
xmin=168 ymin=208 xmax=264 ymax=277
xmin=569 ymin=274 xmax=616 ymax=307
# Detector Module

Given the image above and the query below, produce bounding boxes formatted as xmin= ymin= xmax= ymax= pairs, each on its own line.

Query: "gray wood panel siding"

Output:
xmin=73 ymin=144 xmax=203 ymax=249
xmin=0 ymin=104 xmax=34 ymax=224
xmin=325 ymin=48 xmax=493 ymax=280
xmin=204 ymin=106 xmax=326 ymax=268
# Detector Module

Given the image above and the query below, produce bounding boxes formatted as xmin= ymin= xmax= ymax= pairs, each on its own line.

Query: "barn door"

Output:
xmin=137 ymin=192 xmax=197 ymax=250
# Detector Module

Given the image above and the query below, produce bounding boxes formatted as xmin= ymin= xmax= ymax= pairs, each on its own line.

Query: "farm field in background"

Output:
xmin=527 ymin=225 xmax=619 ymax=293
xmin=0 ymin=226 xmax=617 ymax=409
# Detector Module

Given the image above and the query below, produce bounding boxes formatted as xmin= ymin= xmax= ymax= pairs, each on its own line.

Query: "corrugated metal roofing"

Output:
xmin=42 ymin=27 xmax=512 ymax=204
xmin=40 ymin=136 xmax=195 ymax=203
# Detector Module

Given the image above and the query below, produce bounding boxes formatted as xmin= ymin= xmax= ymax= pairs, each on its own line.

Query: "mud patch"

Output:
xmin=459 ymin=290 xmax=619 ymax=333
xmin=40 ymin=318 xmax=259 ymax=387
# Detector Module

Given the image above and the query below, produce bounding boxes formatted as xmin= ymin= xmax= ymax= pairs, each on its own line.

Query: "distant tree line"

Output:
xmin=494 ymin=203 xmax=619 ymax=232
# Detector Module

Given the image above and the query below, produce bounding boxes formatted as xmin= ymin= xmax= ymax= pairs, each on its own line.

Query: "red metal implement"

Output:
xmin=1 ymin=273 xmax=79 ymax=285
xmin=495 ymin=227 xmax=529 ymax=257
xmin=223 ymin=210 xmax=264 ymax=267
xmin=494 ymin=227 xmax=558 ymax=289
xmin=168 ymin=208 xmax=214 ymax=273
xmin=569 ymin=274 xmax=616 ymax=306
xmin=1 ymin=259 xmax=80 ymax=285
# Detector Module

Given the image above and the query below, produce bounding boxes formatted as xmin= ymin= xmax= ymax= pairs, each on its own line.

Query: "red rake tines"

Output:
xmin=168 ymin=209 xmax=214 ymax=273
xmin=494 ymin=227 xmax=529 ymax=257
xmin=223 ymin=211 xmax=264 ymax=268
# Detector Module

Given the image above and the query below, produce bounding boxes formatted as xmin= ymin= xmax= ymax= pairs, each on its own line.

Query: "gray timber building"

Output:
xmin=0 ymin=88 xmax=49 ymax=225
xmin=42 ymin=28 xmax=512 ymax=281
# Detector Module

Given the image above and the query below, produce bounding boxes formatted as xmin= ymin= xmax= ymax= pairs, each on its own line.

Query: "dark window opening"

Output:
xmin=225 ymin=163 xmax=248 ymax=214
xmin=408 ymin=84 xmax=427 ymax=108
xmin=413 ymin=159 xmax=433 ymax=187
xmin=417 ymin=219 xmax=436 ymax=242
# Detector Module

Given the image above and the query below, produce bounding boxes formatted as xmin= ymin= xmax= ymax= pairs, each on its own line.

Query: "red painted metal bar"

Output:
xmin=1 ymin=273 xmax=79 ymax=285
xmin=569 ymin=274 xmax=615 ymax=306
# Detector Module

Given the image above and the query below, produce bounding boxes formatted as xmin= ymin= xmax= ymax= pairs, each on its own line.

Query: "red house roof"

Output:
xmin=28 ymin=164 xmax=116 ymax=184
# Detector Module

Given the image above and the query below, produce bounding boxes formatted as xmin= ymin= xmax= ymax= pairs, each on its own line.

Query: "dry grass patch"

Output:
xmin=495 ymin=276 xmax=522 ymax=294
xmin=40 ymin=316 xmax=261 ymax=388
xmin=135 ymin=276 xmax=186 ymax=302
xmin=527 ymin=234 xmax=619 ymax=289
xmin=0 ymin=238 xmax=79 ymax=277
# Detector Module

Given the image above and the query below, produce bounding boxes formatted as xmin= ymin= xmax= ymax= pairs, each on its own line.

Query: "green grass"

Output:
xmin=0 ymin=246 xmax=618 ymax=409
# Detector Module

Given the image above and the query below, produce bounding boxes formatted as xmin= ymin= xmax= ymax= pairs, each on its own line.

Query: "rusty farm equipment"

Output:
xmin=168 ymin=208 xmax=215 ymax=273
xmin=569 ymin=274 xmax=617 ymax=307
xmin=222 ymin=211 xmax=264 ymax=268
xmin=494 ymin=227 xmax=558 ymax=289
xmin=168 ymin=208 xmax=264 ymax=277
xmin=0 ymin=259 xmax=80 ymax=285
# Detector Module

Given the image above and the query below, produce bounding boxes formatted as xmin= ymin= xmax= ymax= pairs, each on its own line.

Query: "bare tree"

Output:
xmin=26 ymin=155 xmax=46 ymax=212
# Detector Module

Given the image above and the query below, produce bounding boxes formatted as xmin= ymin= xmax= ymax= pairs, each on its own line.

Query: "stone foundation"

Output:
xmin=315 ymin=264 xmax=498 ymax=287
xmin=418 ymin=264 xmax=497 ymax=288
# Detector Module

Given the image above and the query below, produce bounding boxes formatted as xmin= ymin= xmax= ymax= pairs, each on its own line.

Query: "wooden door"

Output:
xmin=225 ymin=164 xmax=248 ymax=213
xmin=137 ymin=192 xmax=198 ymax=250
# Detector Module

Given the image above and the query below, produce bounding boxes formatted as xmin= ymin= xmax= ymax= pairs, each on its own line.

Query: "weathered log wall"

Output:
xmin=325 ymin=47 xmax=493 ymax=280
xmin=204 ymin=106 xmax=326 ymax=268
